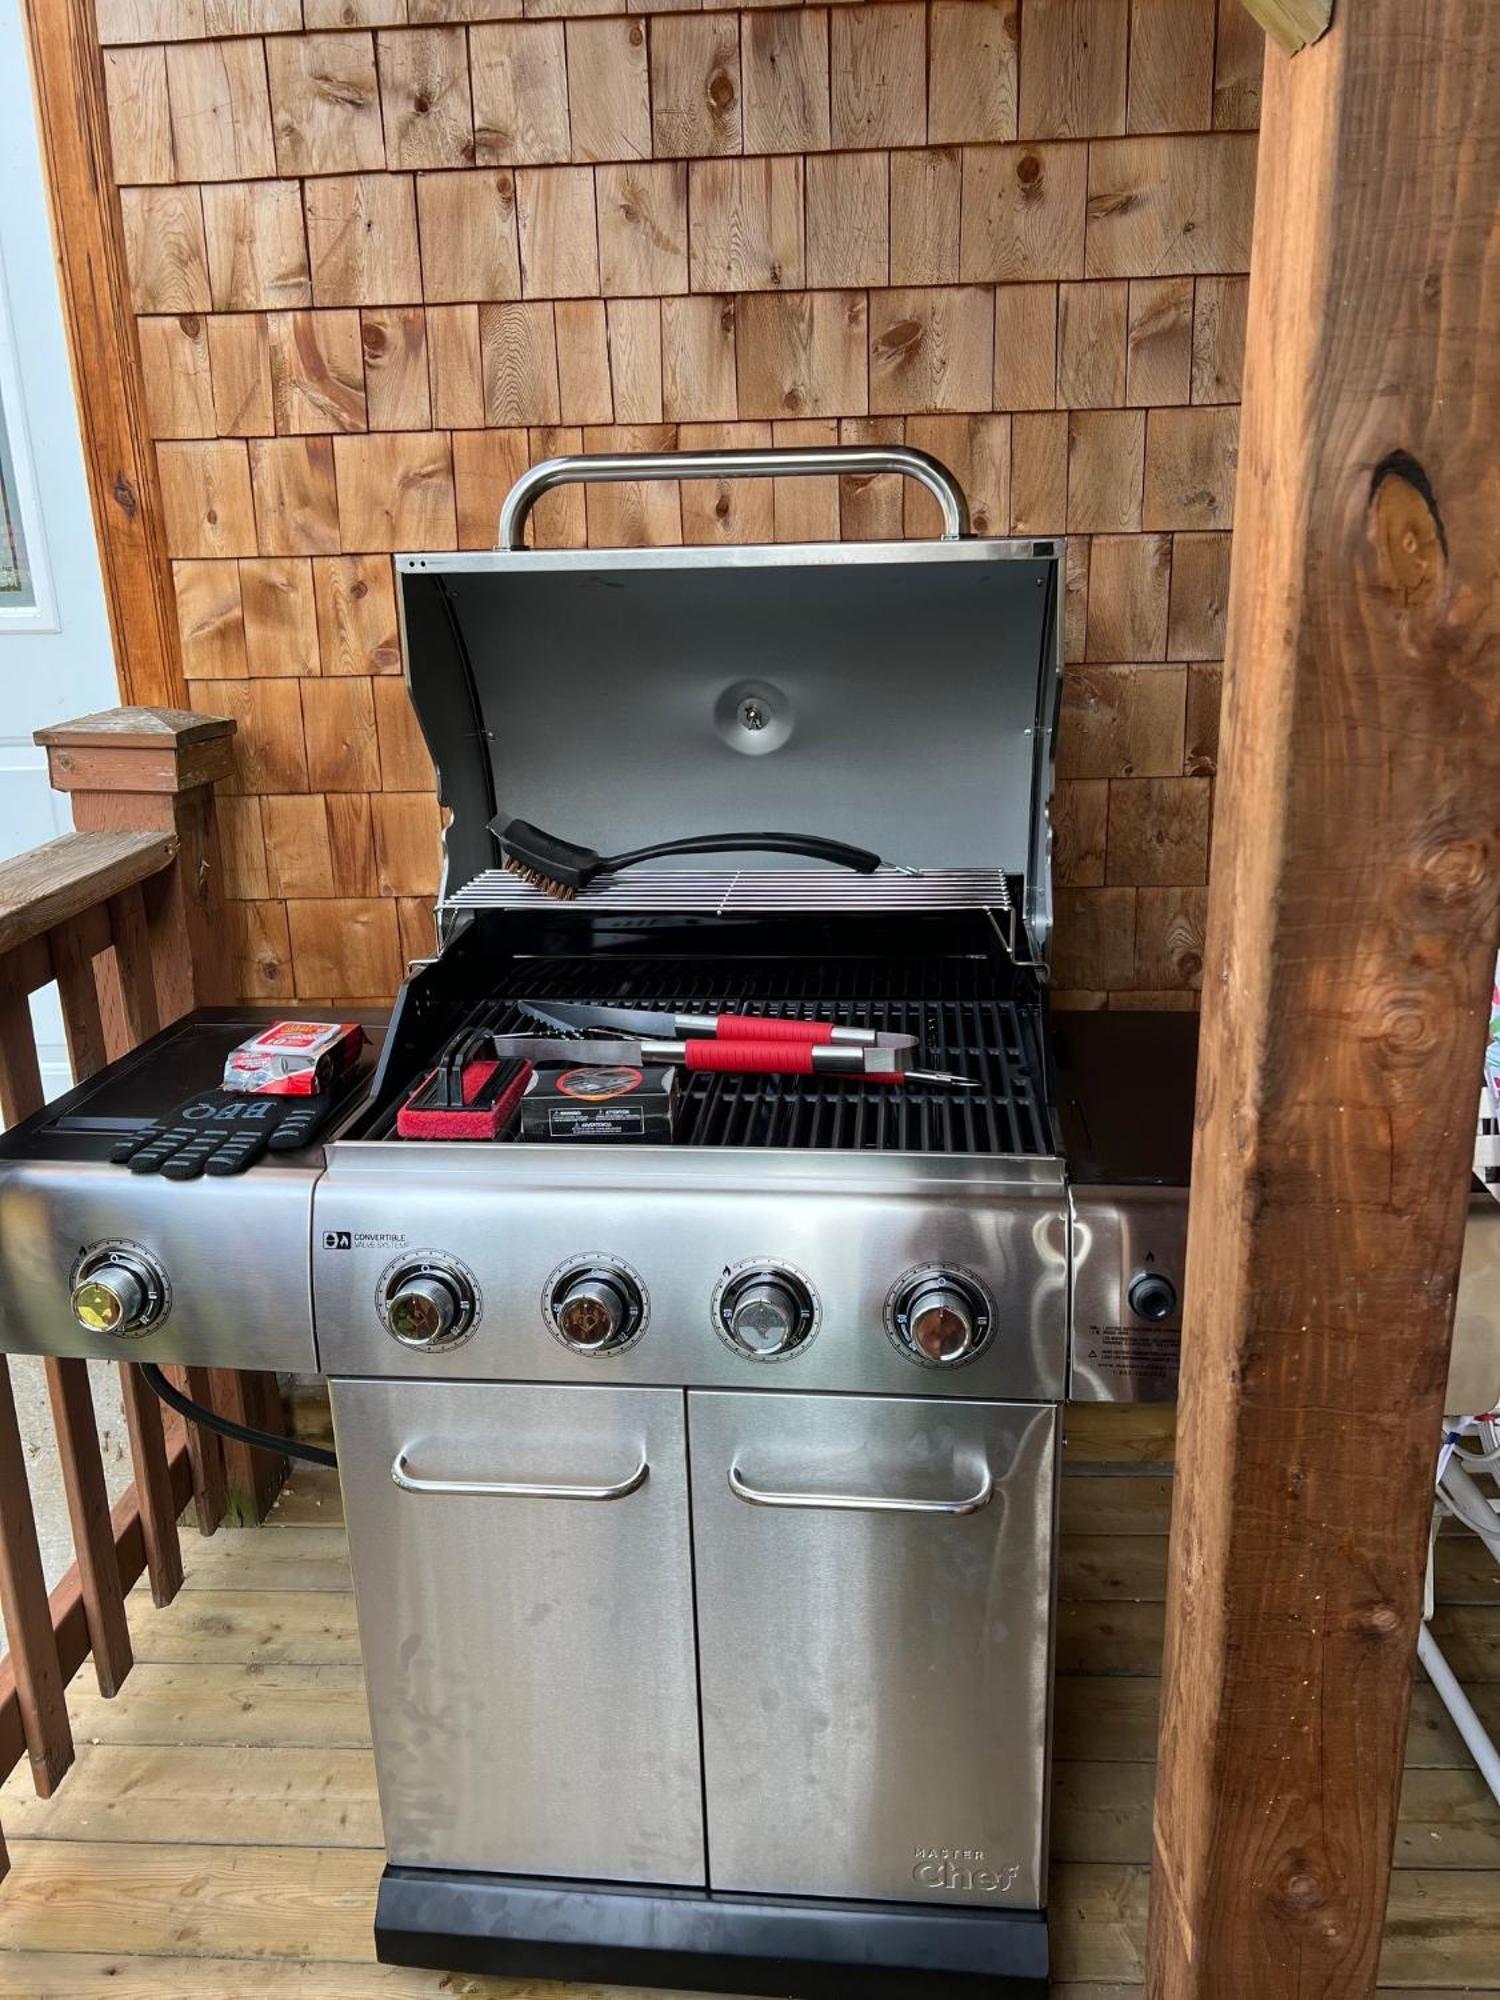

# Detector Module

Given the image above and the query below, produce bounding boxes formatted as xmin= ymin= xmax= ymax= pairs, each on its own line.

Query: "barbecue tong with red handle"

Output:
xmin=520 ymin=999 xmax=898 ymax=1047
xmin=508 ymin=1005 xmax=976 ymax=1087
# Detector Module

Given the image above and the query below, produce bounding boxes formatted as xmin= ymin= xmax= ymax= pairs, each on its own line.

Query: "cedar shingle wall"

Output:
xmin=99 ymin=0 xmax=1261 ymax=1009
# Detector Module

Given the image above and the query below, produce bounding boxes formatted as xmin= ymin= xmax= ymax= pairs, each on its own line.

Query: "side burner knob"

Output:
xmin=383 ymin=1261 xmax=477 ymax=1350
xmin=887 ymin=1267 xmax=994 ymax=1368
xmin=549 ymin=1265 xmax=645 ymax=1354
xmin=716 ymin=1265 xmax=818 ymax=1360
xmin=70 ymin=1247 xmax=167 ymax=1338
xmin=1127 ymin=1272 xmax=1178 ymax=1323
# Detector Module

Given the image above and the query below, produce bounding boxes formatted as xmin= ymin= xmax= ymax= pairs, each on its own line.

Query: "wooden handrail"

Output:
xmin=0 ymin=831 xmax=175 ymax=960
xmin=0 ymin=820 xmax=186 ymax=1811
xmin=0 ymin=704 xmax=287 ymax=1878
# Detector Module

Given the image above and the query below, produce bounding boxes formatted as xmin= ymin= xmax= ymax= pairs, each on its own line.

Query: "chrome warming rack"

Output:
xmin=440 ymin=867 xmax=1044 ymax=971
xmin=441 ymin=866 xmax=1013 ymax=916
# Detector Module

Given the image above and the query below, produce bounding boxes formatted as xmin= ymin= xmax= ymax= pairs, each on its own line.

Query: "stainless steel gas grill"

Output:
xmin=323 ymin=936 xmax=1067 ymax=1996
xmin=313 ymin=447 xmax=1068 ymax=1997
xmin=0 ymin=446 xmax=1187 ymax=2000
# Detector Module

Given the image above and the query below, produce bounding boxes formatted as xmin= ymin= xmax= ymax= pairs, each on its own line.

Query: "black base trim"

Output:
xmin=375 ymin=1866 xmax=1049 ymax=1998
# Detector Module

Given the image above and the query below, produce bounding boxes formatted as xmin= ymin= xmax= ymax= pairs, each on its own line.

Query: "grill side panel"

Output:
xmin=0 ymin=1157 xmax=319 ymax=1372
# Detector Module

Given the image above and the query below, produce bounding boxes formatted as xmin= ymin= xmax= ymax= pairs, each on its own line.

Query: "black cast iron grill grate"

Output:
xmin=382 ymin=955 xmax=1054 ymax=1157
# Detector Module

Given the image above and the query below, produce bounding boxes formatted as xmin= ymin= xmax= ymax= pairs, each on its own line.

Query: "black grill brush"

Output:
xmin=493 ymin=817 xmax=882 ymax=901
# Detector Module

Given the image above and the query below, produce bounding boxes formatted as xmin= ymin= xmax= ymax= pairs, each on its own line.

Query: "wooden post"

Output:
xmin=0 ymin=1368 xmax=73 ymax=1797
xmin=1147 ymin=7 xmax=1500 ymax=1998
xmin=36 ymin=707 xmax=236 ymax=1024
xmin=44 ymin=1361 xmax=134 ymax=1697
xmin=118 ymin=1366 xmax=184 ymax=1608
xmin=36 ymin=706 xmax=290 ymax=1526
xmin=174 ymin=1366 xmax=227 ymax=1539
xmin=209 ymin=1369 xmax=289 ymax=1528
xmin=28 ymin=894 xmax=135 ymax=1696
xmin=19 ymin=0 xmax=187 ymax=712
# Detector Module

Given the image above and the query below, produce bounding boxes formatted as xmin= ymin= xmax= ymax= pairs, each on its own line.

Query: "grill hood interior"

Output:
xmin=396 ymin=538 xmax=1062 ymax=937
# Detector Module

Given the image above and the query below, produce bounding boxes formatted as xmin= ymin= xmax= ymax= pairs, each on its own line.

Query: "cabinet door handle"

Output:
xmin=727 ymin=1460 xmax=994 ymax=1517
xmin=392 ymin=1449 xmax=649 ymax=1501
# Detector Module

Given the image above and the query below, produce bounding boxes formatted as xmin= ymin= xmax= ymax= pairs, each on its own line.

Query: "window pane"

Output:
xmin=0 ymin=391 xmax=36 ymax=609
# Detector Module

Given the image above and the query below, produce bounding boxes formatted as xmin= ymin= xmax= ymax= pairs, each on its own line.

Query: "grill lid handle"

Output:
xmin=497 ymin=446 xmax=971 ymax=550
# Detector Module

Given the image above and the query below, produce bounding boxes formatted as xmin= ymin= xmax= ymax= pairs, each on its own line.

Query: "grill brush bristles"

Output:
xmin=493 ymin=817 xmax=884 ymax=902
xmin=493 ymin=820 xmax=626 ymax=899
xmin=499 ymin=855 xmax=584 ymax=901
xmin=505 ymin=866 xmax=580 ymax=902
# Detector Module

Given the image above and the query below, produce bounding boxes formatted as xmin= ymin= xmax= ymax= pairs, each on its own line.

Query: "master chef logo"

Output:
xmin=556 ymin=1066 xmax=643 ymax=1102
xmin=912 ymin=1847 xmax=1020 ymax=1895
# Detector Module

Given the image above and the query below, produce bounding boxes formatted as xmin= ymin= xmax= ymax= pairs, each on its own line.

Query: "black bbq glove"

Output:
xmin=108 ymin=1090 xmax=335 ymax=1180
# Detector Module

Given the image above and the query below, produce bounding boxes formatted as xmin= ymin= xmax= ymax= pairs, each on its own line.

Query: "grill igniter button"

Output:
xmin=887 ymin=1266 xmax=994 ymax=1368
xmin=70 ymin=1248 xmax=167 ymax=1338
xmin=1127 ymin=1272 xmax=1178 ymax=1322
xmin=716 ymin=1265 xmax=818 ymax=1361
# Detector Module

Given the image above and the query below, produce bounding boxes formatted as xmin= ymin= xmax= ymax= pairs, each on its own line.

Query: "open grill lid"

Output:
xmin=394 ymin=447 xmax=1063 ymax=946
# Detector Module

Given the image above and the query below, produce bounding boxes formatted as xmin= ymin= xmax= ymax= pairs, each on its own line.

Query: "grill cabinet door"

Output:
xmin=689 ymin=1390 xmax=1057 ymax=1907
xmin=332 ymin=1380 xmax=704 ymax=1885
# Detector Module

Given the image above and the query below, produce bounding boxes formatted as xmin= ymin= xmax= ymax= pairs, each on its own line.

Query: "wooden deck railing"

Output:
xmin=0 ymin=707 xmax=288 ymax=1875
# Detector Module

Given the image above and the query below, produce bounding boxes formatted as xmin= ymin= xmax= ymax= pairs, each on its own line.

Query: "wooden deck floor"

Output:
xmin=0 ymin=1408 xmax=1496 ymax=1998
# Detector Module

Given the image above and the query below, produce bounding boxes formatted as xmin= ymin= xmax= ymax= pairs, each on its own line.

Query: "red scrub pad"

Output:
xmin=396 ymin=1058 xmax=532 ymax=1140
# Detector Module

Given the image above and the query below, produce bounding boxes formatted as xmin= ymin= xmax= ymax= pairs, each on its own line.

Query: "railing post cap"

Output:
xmin=35 ymin=707 xmax=236 ymax=797
xmin=34 ymin=706 xmax=233 ymax=751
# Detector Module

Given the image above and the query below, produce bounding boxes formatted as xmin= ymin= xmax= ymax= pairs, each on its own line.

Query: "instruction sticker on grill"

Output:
xmin=521 ymin=1065 xmax=679 ymax=1142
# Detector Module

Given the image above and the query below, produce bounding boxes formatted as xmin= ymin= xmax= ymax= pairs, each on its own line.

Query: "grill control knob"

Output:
xmin=1128 ymin=1272 xmax=1178 ymax=1323
xmin=72 ymin=1262 xmax=145 ymax=1335
xmin=382 ymin=1259 xmax=478 ymax=1351
xmin=388 ymin=1274 xmax=459 ymax=1346
xmin=550 ymin=1265 xmax=644 ymax=1354
xmin=716 ymin=1265 xmax=818 ymax=1361
xmin=887 ymin=1267 xmax=993 ymax=1368
xmin=70 ymin=1248 xmax=167 ymax=1338
xmin=907 ymin=1282 xmax=977 ymax=1364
